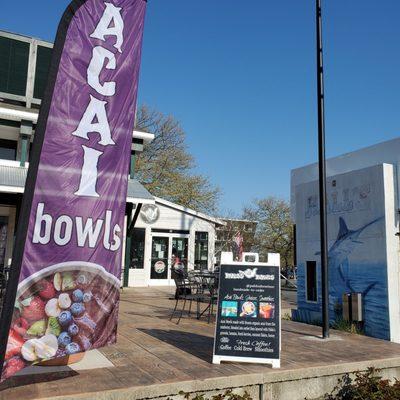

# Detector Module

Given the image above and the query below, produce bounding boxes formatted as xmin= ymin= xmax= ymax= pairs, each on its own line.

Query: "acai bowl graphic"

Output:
xmin=239 ymin=301 xmax=257 ymax=318
xmin=2 ymin=262 xmax=120 ymax=380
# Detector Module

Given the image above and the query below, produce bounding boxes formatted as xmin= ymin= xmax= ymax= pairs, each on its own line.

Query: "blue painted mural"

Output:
xmin=293 ymin=161 xmax=400 ymax=342
xmin=326 ymin=217 xmax=388 ymax=339
xmin=295 ymin=216 xmax=390 ymax=340
xmin=324 ymin=217 xmax=383 ymax=298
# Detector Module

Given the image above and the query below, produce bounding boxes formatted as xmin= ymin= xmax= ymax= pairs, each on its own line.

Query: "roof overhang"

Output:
xmin=126 ymin=197 xmax=155 ymax=205
xmin=154 ymin=196 xmax=225 ymax=226
xmin=0 ymin=105 xmax=38 ymax=123
xmin=0 ymin=162 xmax=154 ymax=204
xmin=126 ymin=179 xmax=155 ymax=204
xmin=0 ymin=107 xmax=155 ymax=146
xmin=0 ymin=185 xmax=24 ymax=194
xmin=132 ymin=130 xmax=154 ymax=144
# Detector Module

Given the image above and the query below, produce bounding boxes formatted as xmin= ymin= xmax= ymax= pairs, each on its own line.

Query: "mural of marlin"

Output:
xmin=316 ymin=216 xmax=384 ymax=300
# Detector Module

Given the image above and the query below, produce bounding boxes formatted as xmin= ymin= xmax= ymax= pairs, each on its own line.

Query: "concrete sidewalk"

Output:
xmin=1 ymin=287 xmax=399 ymax=400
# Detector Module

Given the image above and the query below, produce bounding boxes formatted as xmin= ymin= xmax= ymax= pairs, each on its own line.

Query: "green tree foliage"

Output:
xmin=321 ymin=368 xmax=400 ymax=400
xmin=135 ymin=105 xmax=220 ymax=214
xmin=242 ymin=197 xmax=294 ymax=267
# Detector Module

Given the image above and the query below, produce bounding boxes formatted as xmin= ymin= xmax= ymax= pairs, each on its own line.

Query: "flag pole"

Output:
xmin=316 ymin=0 xmax=329 ymax=338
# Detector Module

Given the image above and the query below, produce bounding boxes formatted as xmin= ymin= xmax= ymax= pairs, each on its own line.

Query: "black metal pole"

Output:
xmin=316 ymin=0 xmax=329 ymax=338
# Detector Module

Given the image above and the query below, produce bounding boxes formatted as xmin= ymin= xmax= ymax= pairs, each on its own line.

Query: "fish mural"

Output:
xmin=294 ymin=214 xmax=390 ymax=340
xmin=294 ymin=164 xmax=394 ymax=341
xmin=317 ymin=217 xmax=384 ymax=310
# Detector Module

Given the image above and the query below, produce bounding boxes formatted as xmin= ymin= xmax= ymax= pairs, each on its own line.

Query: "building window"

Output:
xmin=33 ymin=45 xmax=52 ymax=99
xmin=0 ymin=37 xmax=29 ymax=97
xmin=0 ymin=139 xmax=17 ymax=161
xmin=130 ymin=228 xmax=145 ymax=269
xmin=306 ymin=261 xmax=317 ymax=302
xmin=195 ymin=232 xmax=209 ymax=270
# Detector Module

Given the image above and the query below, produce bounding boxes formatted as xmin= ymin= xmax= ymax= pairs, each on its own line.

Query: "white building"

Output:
xmin=125 ymin=197 xmax=224 ymax=287
xmin=291 ymin=138 xmax=400 ymax=342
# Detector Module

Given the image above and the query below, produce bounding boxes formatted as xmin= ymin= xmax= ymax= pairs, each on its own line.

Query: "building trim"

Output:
xmin=154 ymin=196 xmax=225 ymax=226
xmin=132 ymin=130 xmax=154 ymax=143
xmin=0 ymin=106 xmax=38 ymax=123
xmin=0 ymin=186 xmax=24 ymax=194
xmin=126 ymin=197 xmax=155 ymax=205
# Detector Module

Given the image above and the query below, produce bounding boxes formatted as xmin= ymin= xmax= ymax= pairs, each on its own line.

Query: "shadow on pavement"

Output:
xmin=139 ymin=328 xmax=214 ymax=362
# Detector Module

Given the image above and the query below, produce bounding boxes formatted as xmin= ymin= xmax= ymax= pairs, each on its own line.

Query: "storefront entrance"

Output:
xmin=150 ymin=234 xmax=188 ymax=285
xmin=126 ymin=198 xmax=219 ymax=287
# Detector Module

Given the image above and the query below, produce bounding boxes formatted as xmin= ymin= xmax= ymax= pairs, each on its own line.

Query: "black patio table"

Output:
xmin=190 ymin=270 xmax=219 ymax=321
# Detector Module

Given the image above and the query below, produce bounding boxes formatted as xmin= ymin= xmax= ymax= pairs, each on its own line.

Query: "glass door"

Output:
xmin=151 ymin=237 xmax=169 ymax=280
xmin=194 ymin=232 xmax=209 ymax=270
xmin=150 ymin=234 xmax=189 ymax=285
xmin=171 ymin=237 xmax=188 ymax=273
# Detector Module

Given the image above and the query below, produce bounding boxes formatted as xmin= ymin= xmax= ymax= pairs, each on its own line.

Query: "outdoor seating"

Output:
xmin=170 ymin=269 xmax=219 ymax=324
xmin=194 ymin=271 xmax=219 ymax=323
xmin=170 ymin=269 xmax=206 ymax=324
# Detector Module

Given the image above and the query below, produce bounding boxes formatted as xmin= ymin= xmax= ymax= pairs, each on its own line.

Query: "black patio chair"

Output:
xmin=196 ymin=273 xmax=219 ymax=323
xmin=170 ymin=270 xmax=205 ymax=324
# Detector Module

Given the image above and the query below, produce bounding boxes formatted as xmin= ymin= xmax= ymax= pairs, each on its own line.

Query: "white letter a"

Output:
xmin=72 ymin=95 xmax=114 ymax=146
xmin=90 ymin=2 xmax=124 ymax=53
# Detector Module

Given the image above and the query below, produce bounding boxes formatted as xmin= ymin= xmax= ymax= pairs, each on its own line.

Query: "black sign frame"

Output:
xmin=212 ymin=261 xmax=281 ymax=368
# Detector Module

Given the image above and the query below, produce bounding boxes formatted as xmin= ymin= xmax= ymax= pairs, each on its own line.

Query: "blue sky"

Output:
xmin=1 ymin=1 xmax=400 ymax=215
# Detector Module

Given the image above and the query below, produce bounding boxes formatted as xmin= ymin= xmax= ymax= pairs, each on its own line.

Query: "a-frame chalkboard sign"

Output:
xmin=213 ymin=252 xmax=281 ymax=368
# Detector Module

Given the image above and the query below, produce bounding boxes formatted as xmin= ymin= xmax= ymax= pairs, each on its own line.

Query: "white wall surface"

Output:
xmin=383 ymin=164 xmax=400 ymax=342
xmin=291 ymin=137 xmax=400 ymax=220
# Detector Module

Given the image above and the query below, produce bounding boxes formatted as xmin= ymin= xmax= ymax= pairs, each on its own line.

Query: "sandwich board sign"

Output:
xmin=213 ymin=252 xmax=281 ymax=368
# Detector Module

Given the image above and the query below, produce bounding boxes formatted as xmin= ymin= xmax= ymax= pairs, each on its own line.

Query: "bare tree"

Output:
xmin=135 ymin=105 xmax=220 ymax=214
xmin=242 ymin=197 xmax=294 ymax=267
xmin=215 ymin=212 xmax=258 ymax=262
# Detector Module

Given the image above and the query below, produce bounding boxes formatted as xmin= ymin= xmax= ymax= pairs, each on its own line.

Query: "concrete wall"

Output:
xmin=293 ymin=164 xmax=400 ymax=341
xmin=44 ymin=361 xmax=400 ymax=400
xmin=291 ymin=137 xmax=400 ymax=220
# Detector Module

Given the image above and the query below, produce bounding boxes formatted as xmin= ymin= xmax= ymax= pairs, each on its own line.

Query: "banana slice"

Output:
xmin=21 ymin=339 xmax=39 ymax=362
xmin=35 ymin=334 xmax=58 ymax=359
xmin=45 ymin=298 xmax=61 ymax=317
xmin=58 ymin=293 xmax=71 ymax=309
xmin=53 ymin=272 xmax=62 ymax=291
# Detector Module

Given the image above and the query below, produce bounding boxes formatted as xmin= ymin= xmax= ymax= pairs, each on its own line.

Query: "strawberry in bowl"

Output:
xmin=1 ymin=262 xmax=120 ymax=381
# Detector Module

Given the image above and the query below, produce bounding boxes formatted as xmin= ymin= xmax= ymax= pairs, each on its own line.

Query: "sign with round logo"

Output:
xmin=140 ymin=204 xmax=160 ymax=224
xmin=154 ymin=260 xmax=166 ymax=274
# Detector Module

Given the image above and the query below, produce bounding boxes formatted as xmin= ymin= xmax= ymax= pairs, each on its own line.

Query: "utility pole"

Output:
xmin=316 ymin=0 xmax=330 ymax=338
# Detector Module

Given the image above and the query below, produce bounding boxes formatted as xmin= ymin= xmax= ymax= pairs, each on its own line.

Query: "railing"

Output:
xmin=280 ymin=273 xmax=297 ymax=289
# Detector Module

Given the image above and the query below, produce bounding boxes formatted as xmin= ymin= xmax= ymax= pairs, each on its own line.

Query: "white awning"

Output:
xmin=0 ymin=163 xmax=154 ymax=204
